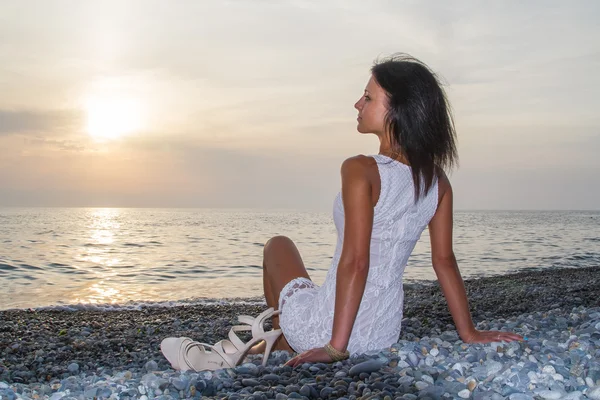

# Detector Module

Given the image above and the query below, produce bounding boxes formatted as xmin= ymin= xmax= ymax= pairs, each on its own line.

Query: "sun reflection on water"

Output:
xmin=75 ymin=208 xmax=123 ymax=272
xmin=73 ymin=209 xmax=126 ymax=303
xmin=73 ymin=281 xmax=122 ymax=304
xmin=89 ymin=208 xmax=121 ymax=244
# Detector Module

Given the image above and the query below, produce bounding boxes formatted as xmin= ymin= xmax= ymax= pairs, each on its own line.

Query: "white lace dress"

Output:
xmin=278 ymin=155 xmax=439 ymax=354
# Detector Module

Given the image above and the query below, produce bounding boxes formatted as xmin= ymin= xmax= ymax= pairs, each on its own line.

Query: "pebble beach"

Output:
xmin=1 ymin=266 xmax=599 ymax=400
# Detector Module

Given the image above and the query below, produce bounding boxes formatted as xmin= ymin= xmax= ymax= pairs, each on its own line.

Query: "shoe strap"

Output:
xmin=228 ymin=324 xmax=251 ymax=350
xmin=237 ymin=307 xmax=280 ymax=338
xmin=184 ymin=340 xmax=235 ymax=370
xmin=181 ymin=341 xmax=207 ymax=371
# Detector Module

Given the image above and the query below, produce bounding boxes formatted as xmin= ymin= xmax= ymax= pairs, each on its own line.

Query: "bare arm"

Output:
xmin=429 ymin=174 xmax=522 ymax=343
xmin=329 ymin=156 xmax=374 ymax=352
xmin=285 ymin=156 xmax=375 ymax=366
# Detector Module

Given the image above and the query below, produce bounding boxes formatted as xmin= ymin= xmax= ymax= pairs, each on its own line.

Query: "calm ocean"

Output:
xmin=0 ymin=208 xmax=598 ymax=310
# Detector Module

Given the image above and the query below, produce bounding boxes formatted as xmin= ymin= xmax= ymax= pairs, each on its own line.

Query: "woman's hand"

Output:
xmin=284 ymin=347 xmax=332 ymax=368
xmin=461 ymin=329 xmax=524 ymax=343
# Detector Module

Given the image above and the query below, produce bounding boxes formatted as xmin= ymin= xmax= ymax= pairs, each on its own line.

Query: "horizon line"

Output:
xmin=0 ymin=205 xmax=598 ymax=212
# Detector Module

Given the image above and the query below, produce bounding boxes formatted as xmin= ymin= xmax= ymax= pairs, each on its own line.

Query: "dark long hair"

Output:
xmin=371 ymin=53 xmax=458 ymax=201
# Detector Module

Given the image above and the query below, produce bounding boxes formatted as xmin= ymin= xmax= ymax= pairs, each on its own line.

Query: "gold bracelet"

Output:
xmin=324 ymin=342 xmax=350 ymax=361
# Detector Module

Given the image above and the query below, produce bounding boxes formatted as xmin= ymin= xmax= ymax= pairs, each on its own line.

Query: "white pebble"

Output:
xmin=415 ymin=381 xmax=429 ymax=390
xmin=199 ymin=371 xmax=213 ymax=380
xmin=50 ymin=393 xmax=65 ymax=400
xmin=552 ymin=374 xmax=564 ymax=382
xmin=430 ymin=348 xmax=439 ymax=357
xmin=528 ymin=355 xmax=538 ymax=363
xmin=528 ymin=371 xmax=539 ymax=383
xmin=422 ymin=375 xmax=434 ymax=384
xmin=562 ymin=391 xmax=583 ymax=400
xmin=458 ymin=389 xmax=471 ymax=398
xmin=140 ymin=396 xmax=149 ymax=400
xmin=537 ymin=390 xmax=562 ymax=400
xmin=542 ymin=365 xmax=556 ymax=374
xmin=138 ymin=385 xmax=146 ymax=395
xmin=487 ymin=361 xmax=503 ymax=375
xmin=587 ymin=377 xmax=595 ymax=387
xmin=587 ymin=386 xmax=600 ymax=400
xmin=452 ymin=363 xmax=464 ymax=375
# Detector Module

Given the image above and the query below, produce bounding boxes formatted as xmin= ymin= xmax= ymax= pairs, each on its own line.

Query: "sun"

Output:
xmin=85 ymin=97 xmax=144 ymax=140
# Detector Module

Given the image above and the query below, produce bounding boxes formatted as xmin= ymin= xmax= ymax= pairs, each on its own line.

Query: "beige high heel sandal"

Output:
xmin=161 ymin=307 xmax=282 ymax=371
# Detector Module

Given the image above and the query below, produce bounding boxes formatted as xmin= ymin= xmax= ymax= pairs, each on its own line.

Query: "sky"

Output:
xmin=0 ymin=0 xmax=598 ymax=210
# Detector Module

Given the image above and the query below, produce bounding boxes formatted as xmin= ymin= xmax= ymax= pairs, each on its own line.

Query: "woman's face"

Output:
xmin=354 ymin=75 xmax=389 ymax=135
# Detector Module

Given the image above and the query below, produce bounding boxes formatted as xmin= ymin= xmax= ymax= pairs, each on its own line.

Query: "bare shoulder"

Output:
xmin=341 ymin=155 xmax=378 ymax=179
xmin=436 ymin=167 xmax=453 ymax=202
xmin=341 ymin=154 xmax=373 ymax=171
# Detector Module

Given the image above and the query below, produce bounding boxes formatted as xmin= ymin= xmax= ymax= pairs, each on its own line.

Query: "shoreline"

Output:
xmin=1 ymin=266 xmax=599 ymax=398
xmin=2 ymin=264 xmax=598 ymax=314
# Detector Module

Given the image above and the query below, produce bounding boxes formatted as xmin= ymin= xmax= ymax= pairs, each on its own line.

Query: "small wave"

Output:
xmin=19 ymin=264 xmax=43 ymax=271
xmin=116 ymin=273 xmax=138 ymax=278
xmin=48 ymin=262 xmax=69 ymax=268
xmin=6 ymin=274 xmax=37 ymax=280
xmin=35 ymin=230 xmax=55 ymax=235
xmin=123 ymin=243 xmax=144 ymax=247
xmin=9 ymin=297 xmax=267 ymax=312
xmin=156 ymin=274 xmax=176 ymax=279
xmin=62 ymin=269 xmax=88 ymax=275
xmin=229 ymin=265 xmax=261 ymax=269
xmin=110 ymin=265 xmax=136 ymax=270
xmin=566 ymin=254 xmax=597 ymax=261
xmin=0 ymin=263 xmax=17 ymax=271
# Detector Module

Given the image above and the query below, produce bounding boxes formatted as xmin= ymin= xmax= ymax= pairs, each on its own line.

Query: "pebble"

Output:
xmin=414 ymin=381 xmax=429 ymax=390
xmin=536 ymin=389 xmax=562 ymax=400
xmin=542 ymin=365 xmax=556 ymax=374
xmin=0 ymin=288 xmax=598 ymax=400
xmin=67 ymin=363 xmax=79 ymax=373
xmin=348 ymin=359 xmax=384 ymax=377
xmin=588 ymin=386 xmax=600 ymax=400
xmin=144 ymin=360 xmax=158 ymax=371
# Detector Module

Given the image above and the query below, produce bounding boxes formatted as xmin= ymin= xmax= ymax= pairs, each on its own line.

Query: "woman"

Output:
xmin=257 ymin=54 xmax=523 ymax=367
xmin=161 ymin=54 xmax=522 ymax=371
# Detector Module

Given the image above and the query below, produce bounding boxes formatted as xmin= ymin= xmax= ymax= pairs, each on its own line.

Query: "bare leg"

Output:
xmin=249 ymin=235 xmax=312 ymax=354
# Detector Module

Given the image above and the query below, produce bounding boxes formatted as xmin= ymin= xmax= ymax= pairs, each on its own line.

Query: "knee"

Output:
xmin=264 ymin=235 xmax=293 ymax=256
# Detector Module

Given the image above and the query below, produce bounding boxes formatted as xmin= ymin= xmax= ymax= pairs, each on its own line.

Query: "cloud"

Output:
xmin=0 ymin=109 xmax=82 ymax=135
xmin=0 ymin=1 xmax=599 ymax=209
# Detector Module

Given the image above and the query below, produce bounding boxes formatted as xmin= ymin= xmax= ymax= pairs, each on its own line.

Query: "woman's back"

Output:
xmin=306 ymin=154 xmax=440 ymax=353
xmin=349 ymin=154 xmax=438 ymax=286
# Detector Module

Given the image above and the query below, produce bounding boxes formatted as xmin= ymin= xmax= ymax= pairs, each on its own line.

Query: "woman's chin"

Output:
xmin=356 ymin=126 xmax=370 ymax=134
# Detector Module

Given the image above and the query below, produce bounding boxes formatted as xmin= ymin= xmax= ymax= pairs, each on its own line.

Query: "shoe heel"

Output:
xmin=260 ymin=329 xmax=282 ymax=367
